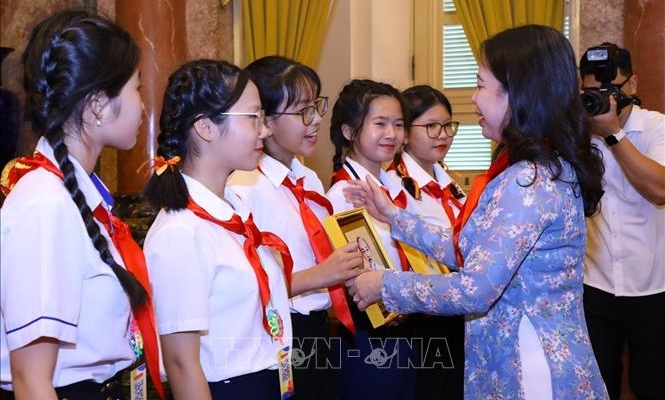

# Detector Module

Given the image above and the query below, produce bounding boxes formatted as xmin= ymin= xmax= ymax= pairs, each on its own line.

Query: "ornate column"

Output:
xmin=624 ymin=0 xmax=665 ymax=113
xmin=115 ymin=0 xmax=187 ymax=194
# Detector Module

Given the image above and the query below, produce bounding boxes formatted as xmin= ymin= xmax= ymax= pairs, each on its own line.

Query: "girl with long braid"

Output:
xmin=142 ymin=59 xmax=292 ymax=400
xmin=0 ymin=10 xmax=162 ymax=400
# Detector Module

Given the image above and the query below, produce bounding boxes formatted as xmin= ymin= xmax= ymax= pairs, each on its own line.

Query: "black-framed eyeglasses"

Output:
xmin=272 ymin=96 xmax=329 ymax=126
xmin=411 ymin=121 xmax=460 ymax=139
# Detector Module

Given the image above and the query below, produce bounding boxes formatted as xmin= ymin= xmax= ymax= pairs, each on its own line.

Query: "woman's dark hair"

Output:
xmin=394 ymin=85 xmax=454 ymax=197
xmin=144 ymin=59 xmax=249 ymax=210
xmin=330 ymin=79 xmax=407 ymax=172
xmin=22 ymin=9 xmax=146 ymax=309
xmin=481 ymin=24 xmax=604 ymax=216
xmin=245 ymin=55 xmax=321 ymax=116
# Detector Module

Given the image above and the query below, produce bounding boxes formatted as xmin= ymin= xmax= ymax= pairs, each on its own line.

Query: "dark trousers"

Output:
xmin=412 ymin=314 xmax=465 ymax=400
xmin=583 ymin=285 xmax=665 ymax=400
xmin=208 ymin=369 xmax=280 ymax=400
xmin=0 ymin=371 xmax=124 ymax=400
xmin=335 ymin=313 xmax=417 ymax=400
xmin=290 ymin=310 xmax=336 ymax=400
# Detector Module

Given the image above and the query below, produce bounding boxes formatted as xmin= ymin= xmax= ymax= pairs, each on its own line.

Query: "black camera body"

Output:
xmin=581 ymin=45 xmax=635 ymax=116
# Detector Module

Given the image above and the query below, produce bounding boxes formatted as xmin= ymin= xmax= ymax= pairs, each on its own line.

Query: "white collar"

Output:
xmin=401 ymin=152 xmax=452 ymax=188
xmin=344 ymin=158 xmax=404 ymax=201
xmin=258 ymin=153 xmax=310 ymax=187
xmin=183 ymin=173 xmax=250 ymax=221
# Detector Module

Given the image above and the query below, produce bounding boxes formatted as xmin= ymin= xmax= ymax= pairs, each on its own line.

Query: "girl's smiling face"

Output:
xmin=348 ymin=95 xmax=405 ymax=173
xmin=265 ymin=90 xmax=323 ymax=166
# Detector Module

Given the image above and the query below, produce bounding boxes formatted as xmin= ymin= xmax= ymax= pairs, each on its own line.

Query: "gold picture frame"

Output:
xmin=323 ymin=208 xmax=399 ymax=328
xmin=400 ymin=243 xmax=451 ymax=274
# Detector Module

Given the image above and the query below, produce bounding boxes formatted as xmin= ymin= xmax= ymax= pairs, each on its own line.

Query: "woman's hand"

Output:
xmin=343 ymin=177 xmax=397 ymax=224
xmin=346 ymin=270 xmax=384 ymax=311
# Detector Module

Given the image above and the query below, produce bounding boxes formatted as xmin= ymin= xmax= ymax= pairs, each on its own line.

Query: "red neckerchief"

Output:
xmin=1 ymin=152 xmax=64 ymax=194
xmin=186 ymin=198 xmax=293 ymax=337
xmin=452 ymin=148 xmax=509 ymax=266
xmin=281 ymin=176 xmax=356 ymax=335
xmin=91 ymin=206 xmax=164 ymax=399
xmin=421 ymin=181 xmax=464 ymax=226
xmin=331 ymin=167 xmax=353 ymax=185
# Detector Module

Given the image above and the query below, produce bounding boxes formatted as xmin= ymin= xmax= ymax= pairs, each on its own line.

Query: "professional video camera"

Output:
xmin=581 ymin=45 xmax=640 ymax=116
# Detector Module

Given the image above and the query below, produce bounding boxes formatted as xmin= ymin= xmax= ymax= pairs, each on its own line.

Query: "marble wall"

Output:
xmin=624 ymin=0 xmax=665 ymax=113
xmin=580 ymin=0 xmax=625 ymax=51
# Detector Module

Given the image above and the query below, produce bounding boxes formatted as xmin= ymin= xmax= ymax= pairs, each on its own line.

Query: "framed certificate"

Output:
xmin=323 ymin=208 xmax=398 ymax=328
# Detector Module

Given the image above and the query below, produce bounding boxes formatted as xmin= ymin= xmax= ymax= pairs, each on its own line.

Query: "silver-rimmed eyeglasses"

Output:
xmin=411 ymin=121 xmax=460 ymax=139
xmin=272 ymin=97 xmax=329 ymax=126
xmin=217 ymin=109 xmax=266 ymax=130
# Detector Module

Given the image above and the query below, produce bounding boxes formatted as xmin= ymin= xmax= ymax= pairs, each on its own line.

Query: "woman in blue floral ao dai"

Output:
xmin=344 ymin=25 xmax=609 ymax=400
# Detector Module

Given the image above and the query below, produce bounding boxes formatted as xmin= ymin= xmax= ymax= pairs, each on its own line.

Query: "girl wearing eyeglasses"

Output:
xmin=389 ymin=85 xmax=465 ymax=227
xmin=142 ymin=59 xmax=292 ymax=400
xmin=228 ymin=55 xmax=364 ymax=400
xmin=387 ymin=85 xmax=466 ymax=400
xmin=327 ymin=79 xmax=419 ymax=400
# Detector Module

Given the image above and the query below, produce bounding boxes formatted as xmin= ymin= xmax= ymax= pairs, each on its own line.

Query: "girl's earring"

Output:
xmin=93 ymin=99 xmax=103 ymax=126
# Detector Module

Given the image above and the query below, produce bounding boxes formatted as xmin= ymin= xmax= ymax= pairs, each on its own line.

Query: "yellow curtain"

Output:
xmin=242 ymin=0 xmax=335 ymax=67
xmin=452 ymin=0 xmax=564 ymax=62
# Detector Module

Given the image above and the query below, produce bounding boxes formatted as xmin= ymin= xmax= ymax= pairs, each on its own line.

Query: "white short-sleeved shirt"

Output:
xmin=143 ymin=175 xmax=292 ymax=382
xmin=585 ymin=106 xmax=665 ymax=296
xmin=386 ymin=152 xmax=465 ymax=229
xmin=1 ymin=137 xmax=135 ymax=390
xmin=229 ymin=154 xmax=331 ymax=314
xmin=326 ymin=158 xmax=417 ymax=271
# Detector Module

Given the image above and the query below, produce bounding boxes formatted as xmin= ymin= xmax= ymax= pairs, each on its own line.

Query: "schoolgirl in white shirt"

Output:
xmin=142 ymin=60 xmax=292 ymax=400
xmin=1 ymin=10 xmax=161 ymax=400
xmin=326 ymin=79 xmax=418 ymax=400
xmin=229 ymin=56 xmax=363 ymax=400
xmin=386 ymin=85 xmax=467 ymax=400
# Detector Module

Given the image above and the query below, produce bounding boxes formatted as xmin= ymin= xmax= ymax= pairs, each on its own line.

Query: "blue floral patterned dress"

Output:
xmin=380 ymin=160 xmax=609 ymax=400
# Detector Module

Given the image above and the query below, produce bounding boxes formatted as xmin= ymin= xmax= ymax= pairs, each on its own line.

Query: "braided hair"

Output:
xmin=330 ymin=79 xmax=407 ymax=172
xmin=144 ymin=59 xmax=250 ymax=210
xmin=21 ymin=10 xmax=146 ymax=309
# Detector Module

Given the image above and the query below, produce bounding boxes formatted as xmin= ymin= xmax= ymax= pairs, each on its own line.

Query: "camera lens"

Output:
xmin=581 ymin=88 xmax=610 ymax=116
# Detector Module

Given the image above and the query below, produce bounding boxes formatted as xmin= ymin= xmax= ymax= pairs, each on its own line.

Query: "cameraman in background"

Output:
xmin=580 ymin=42 xmax=665 ymax=400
